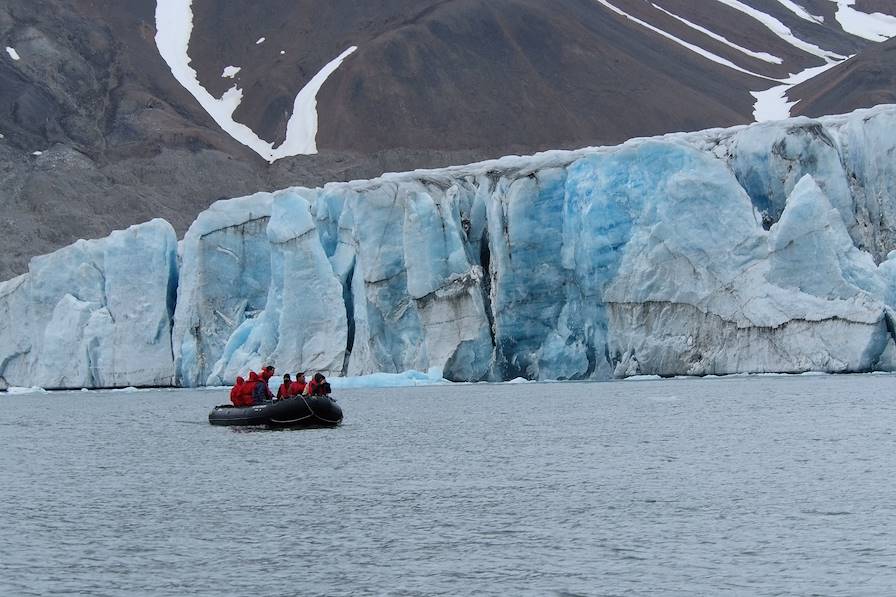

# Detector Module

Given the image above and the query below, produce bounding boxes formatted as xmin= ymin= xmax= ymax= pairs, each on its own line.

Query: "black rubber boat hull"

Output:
xmin=208 ymin=395 xmax=342 ymax=428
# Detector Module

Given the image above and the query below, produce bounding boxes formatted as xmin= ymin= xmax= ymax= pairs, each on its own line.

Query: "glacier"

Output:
xmin=0 ymin=219 xmax=178 ymax=389
xmin=5 ymin=106 xmax=896 ymax=388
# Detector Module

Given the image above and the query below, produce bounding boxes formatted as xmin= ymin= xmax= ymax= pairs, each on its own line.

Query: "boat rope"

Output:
xmin=300 ymin=394 xmax=342 ymax=424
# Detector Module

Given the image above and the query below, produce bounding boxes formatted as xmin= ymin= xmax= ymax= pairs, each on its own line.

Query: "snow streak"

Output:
xmin=595 ymin=0 xmax=772 ymax=79
xmin=774 ymin=0 xmax=824 ymax=24
xmin=713 ymin=0 xmax=846 ymax=60
xmin=154 ymin=0 xmax=356 ymax=161
xmin=652 ymin=4 xmax=783 ymax=64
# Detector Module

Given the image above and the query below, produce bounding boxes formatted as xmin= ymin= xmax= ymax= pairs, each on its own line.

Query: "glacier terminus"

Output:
xmin=4 ymin=106 xmax=896 ymax=389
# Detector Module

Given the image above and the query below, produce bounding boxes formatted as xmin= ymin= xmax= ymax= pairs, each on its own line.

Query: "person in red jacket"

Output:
xmin=289 ymin=372 xmax=307 ymax=397
xmin=239 ymin=371 xmax=261 ymax=406
xmin=230 ymin=376 xmax=245 ymax=406
xmin=304 ymin=373 xmax=330 ymax=396
xmin=277 ymin=374 xmax=292 ymax=400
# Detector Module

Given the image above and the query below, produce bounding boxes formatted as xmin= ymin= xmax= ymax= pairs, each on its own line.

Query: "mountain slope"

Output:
xmin=1 ymin=0 xmax=895 ymax=278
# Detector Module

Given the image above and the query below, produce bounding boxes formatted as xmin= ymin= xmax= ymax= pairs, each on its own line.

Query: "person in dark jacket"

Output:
xmin=230 ymin=376 xmax=245 ymax=406
xmin=277 ymin=374 xmax=292 ymax=400
xmin=260 ymin=365 xmax=275 ymax=399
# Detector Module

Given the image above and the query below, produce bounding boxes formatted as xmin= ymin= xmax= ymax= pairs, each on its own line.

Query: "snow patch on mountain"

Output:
xmin=832 ymin=0 xmax=896 ymax=42
xmin=153 ymin=0 xmax=356 ymax=161
xmin=751 ymin=62 xmax=842 ymax=121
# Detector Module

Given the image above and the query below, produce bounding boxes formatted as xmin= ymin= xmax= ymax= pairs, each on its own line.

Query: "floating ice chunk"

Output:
xmin=256 ymin=37 xmax=266 ymax=45
xmin=5 ymin=47 xmax=20 ymax=61
xmin=6 ymin=386 xmax=48 ymax=394
xmin=221 ymin=66 xmax=241 ymax=78
xmin=329 ymin=369 xmax=448 ymax=389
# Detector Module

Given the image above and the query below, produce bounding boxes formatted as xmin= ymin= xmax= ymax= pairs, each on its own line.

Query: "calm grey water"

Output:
xmin=1 ymin=374 xmax=895 ymax=596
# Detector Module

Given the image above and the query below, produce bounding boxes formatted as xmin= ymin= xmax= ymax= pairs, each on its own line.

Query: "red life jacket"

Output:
xmin=230 ymin=376 xmax=245 ymax=406
xmin=238 ymin=372 xmax=260 ymax=406
xmin=277 ymin=382 xmax=291 ymax=399
xmin=290 ymin=380 xmax=306 ymax=396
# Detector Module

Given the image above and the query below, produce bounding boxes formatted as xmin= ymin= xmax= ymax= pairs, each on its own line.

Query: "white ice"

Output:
xmin=221 ymin=65 xmax=241 ymax=78
xmin=256 ymin=37 xmax=265 ymax=45
xmin=5 ymin=386 xmax=48 ymax=395
xmin=5 ymin=47 xmax=20 ymax=61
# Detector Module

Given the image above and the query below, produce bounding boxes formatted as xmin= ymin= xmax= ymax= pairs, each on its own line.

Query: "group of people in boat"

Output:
xmin=229 ymin=365 xmax=331 ymax=407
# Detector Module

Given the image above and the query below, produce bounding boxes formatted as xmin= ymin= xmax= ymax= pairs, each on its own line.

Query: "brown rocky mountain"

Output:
xmin=792 ymin=36 xmax=896 ymax=117
xmin=1 ymin=0 xmax=895 ymax=278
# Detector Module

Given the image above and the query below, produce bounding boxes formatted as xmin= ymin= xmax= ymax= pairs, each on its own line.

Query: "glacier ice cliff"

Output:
xmin=6 ymin=106 xmax=896 ymax=388
xmin=0 ymin=219 xmax=178 ymax=389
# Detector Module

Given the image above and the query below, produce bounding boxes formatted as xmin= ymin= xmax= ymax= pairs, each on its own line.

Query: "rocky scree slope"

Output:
xmin=1 ymin=0 xmax=895 ymax=278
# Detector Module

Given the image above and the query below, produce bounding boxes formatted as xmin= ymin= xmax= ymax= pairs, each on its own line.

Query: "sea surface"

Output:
xmin=1 ymin=374 xmax=895 ymax=596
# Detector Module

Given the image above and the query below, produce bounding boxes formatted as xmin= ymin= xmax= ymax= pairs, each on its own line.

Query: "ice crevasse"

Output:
xmin=5 ymin=107 xmax=896 ymax=388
